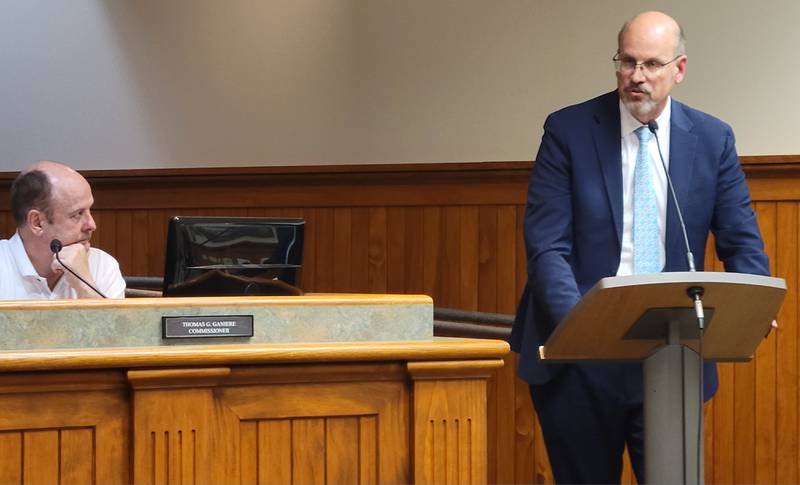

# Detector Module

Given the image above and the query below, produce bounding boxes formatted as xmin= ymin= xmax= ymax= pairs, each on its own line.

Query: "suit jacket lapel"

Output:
xmin=592 ymin=94 xmax=623 ymax=249
xmin=666 ymin=100 xmax=698 ymax=270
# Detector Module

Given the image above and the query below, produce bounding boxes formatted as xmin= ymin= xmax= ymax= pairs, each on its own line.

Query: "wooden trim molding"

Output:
xmin=0 ymin=156 xmax=796 ymax=180
xmin=0 ymin=161 xmax=533 ymax=181
xmin=740 ymin=154 xmax=800 ymax=165
xmin=0 ymin=155 xmax=797 ymax=178
xmin=0 ymin=162 xmax=533 ymax=209
xmin=0 ymin=157 xmax=795 ymax=196
xmin=406 ymin=359 xmax=505 ymax=379
xmin=127 ymin=367 xmax=232 ymax=389
xmin=1 ymin=158 xmax=795 ymax=210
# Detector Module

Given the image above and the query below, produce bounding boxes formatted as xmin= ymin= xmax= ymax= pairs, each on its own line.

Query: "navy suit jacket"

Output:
xmin=510 ymin=91 xmax=770 ymax=396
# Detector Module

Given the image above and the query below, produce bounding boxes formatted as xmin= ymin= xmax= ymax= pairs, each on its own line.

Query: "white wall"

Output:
xmin=0 ymin=0 xmax=797 ymax=170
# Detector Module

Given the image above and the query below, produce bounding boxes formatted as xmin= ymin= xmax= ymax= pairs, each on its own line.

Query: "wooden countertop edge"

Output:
xmin=0 ymin=339 xmax=510 ymax=372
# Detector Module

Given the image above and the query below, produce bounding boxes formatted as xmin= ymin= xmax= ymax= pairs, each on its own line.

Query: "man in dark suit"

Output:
xmin=510 ymin=11 xmax=769 ymax=484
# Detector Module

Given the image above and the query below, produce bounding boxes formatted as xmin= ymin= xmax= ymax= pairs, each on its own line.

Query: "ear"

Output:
xmin=674 ymin=55 xmax=687 ymax=84
xmin=26 ymin=209 xmax=46 ymax=236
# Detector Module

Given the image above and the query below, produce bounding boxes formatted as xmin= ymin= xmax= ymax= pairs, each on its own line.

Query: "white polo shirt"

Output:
xmin=0 ymin=232 xmax=126 ymax=299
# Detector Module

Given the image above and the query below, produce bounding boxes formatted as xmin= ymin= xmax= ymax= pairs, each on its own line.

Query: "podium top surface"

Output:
xmin=595 ymin=271 xmax=786 ymax=292
xmin=540 ymin=272 xmax=786 ymax=362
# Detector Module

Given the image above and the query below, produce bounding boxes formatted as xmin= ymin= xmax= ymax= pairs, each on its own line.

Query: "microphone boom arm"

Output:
xmin=648 ymin=121 xmax=696 ymax=272
xmin=50 ymin=239 xmax=108 ymax=298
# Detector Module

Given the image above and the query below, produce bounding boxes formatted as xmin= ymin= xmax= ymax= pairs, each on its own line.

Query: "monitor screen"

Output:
xmin=162 ymin=216 xmax=305 ymax=297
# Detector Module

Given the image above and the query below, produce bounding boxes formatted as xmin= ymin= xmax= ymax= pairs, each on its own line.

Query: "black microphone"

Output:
xmin=50 ymin=239 xmax=108 ymax=298
xmin=647 ymin=120 xmax=704 ymax=325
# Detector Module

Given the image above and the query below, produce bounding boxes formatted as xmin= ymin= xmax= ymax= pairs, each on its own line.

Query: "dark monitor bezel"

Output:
xmin=162 ymin=215 xmax=305 ymax=297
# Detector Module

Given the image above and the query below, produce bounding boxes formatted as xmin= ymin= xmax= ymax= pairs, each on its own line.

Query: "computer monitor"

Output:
xmin=162 ymin=216 xmax=305 ymax=297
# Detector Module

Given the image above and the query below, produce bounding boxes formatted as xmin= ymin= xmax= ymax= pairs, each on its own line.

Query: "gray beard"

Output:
xmin=623 ymin=97 xmax=658 ymax=120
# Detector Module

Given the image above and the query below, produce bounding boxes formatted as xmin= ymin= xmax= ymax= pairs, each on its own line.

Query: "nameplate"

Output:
xmin=162 ymin=315 xmax=254 ymax=339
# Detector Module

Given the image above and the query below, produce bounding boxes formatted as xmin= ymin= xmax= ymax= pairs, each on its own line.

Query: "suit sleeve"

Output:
xmin=524 ymin=115 xmax=582 ymax=331
xmin=711 ymin=127 xmax=770 ymax=276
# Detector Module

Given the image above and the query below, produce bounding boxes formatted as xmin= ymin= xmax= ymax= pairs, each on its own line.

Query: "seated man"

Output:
xmin=0 ymin=161 xmax=125 ymax=299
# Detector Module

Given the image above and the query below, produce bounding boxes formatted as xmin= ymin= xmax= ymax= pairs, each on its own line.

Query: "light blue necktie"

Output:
xmin=633 ymin=126 xmax=661 ymax=274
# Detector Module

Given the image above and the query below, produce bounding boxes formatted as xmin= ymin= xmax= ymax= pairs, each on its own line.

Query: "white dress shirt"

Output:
xmin=0 ymin=232 xmax=126 ymax=299
xmin=616 ymin=98 xmax=671 ymax=276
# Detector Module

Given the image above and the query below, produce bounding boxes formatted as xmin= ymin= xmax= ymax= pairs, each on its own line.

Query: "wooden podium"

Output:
xmin=0 ymin=295 xmax=509 ymax=485
xmin=539 ymin=272 xmax=786 ymax=485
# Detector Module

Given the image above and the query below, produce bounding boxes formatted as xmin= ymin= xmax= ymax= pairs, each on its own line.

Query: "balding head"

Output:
xmin=618 ymin=11 xmax=685 ymax=57
xmin=10 ymin=161 xmax=91 ymax=228
xmin=27 ymin=160 xmax=81 ymax=178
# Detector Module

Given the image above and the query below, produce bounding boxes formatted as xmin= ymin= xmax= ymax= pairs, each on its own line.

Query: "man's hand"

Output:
xmin=50 ymin=242 xmax=100 ymax=298
xmin=765 ymin=319 xmax=778 ymax=339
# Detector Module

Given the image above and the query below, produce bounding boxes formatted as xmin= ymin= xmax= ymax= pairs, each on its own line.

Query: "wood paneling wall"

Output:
xmin=0 ymin=371 xmax=129 ymax=484
xmin=0 ymin=157 xmax=797 ymax=484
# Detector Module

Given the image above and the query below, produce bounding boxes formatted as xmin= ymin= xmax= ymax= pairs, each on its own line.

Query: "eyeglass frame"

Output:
xmin=612 ymin=53 xmax=683 ymax=75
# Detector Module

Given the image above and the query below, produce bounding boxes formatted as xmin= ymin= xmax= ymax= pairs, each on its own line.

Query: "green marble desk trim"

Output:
xmin=0 ymin=294 xmax=433 ymax=351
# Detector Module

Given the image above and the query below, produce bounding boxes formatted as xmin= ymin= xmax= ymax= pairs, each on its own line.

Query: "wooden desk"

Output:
xmin=0 ymin=339 xmax=507 ymax=484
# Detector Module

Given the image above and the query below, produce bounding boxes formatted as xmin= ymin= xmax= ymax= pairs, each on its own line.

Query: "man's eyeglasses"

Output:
xmin=613 ymin=54 xmax=682 ymax=75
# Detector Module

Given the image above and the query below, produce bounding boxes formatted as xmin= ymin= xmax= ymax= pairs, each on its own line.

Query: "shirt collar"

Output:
xmin=619 ymin=96 xmax=672 ymax=138
xmin=10 ymin=232 xmax=43 ymax=278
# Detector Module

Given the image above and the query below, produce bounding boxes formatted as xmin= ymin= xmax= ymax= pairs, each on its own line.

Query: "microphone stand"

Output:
xmin=50 ymin=239 xmax=108 ymax=298
xmin=648 ymin=120 xmax=705 ymax=485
